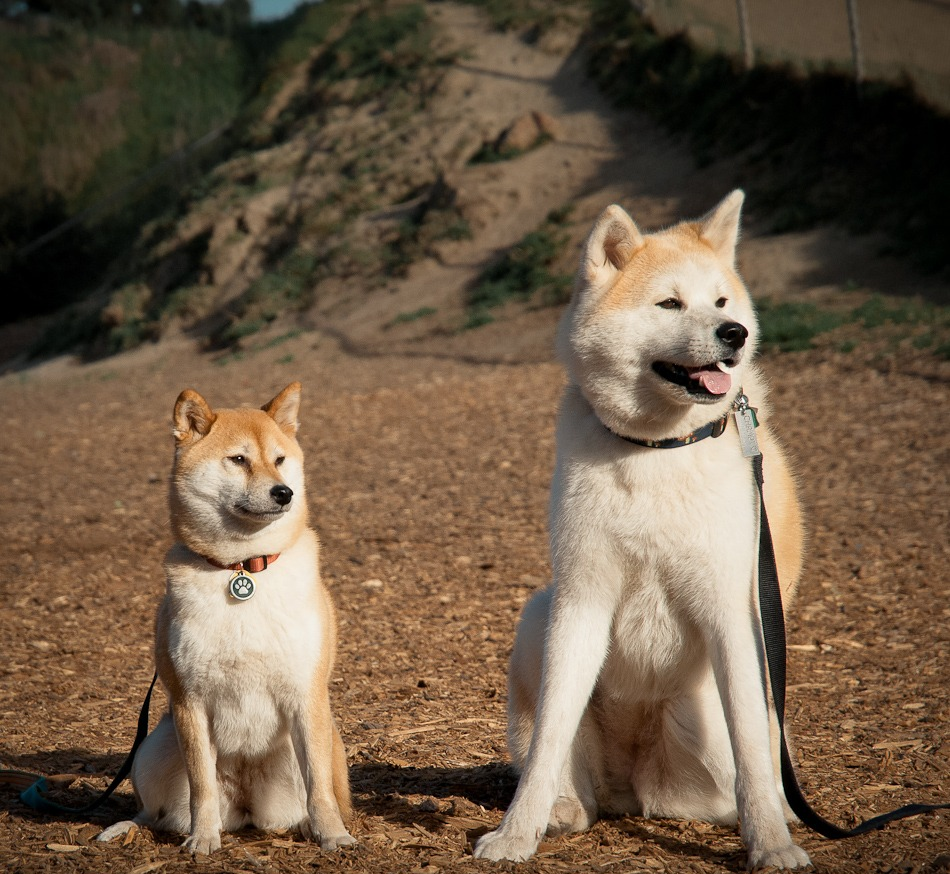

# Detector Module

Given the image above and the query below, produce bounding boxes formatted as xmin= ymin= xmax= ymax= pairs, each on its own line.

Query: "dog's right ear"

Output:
xmin=173 ymin=389 xmax=216 ymax=444
xmin=581 ymin=204 xmax=644 ymax=291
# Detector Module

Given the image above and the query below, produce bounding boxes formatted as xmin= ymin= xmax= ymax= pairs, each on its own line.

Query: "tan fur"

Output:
xmin=99 ymin=383 xmax=354 ymax=854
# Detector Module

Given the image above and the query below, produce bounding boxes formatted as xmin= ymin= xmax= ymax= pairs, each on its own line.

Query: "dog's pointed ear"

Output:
xmin=262 ymin=382 xmax=301 ymax=437
xmin=581 ymin=204 xmax=645 ymax=290
xmin=699 ymin=189 xmax=744 ymax=266
xmin=173 ymin=390 xmax=216 ymax=444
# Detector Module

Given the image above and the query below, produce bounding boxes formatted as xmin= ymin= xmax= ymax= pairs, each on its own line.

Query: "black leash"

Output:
xmin=607 ymin=391 xmax=949 ymax=838
xmin=12 ymin=672 xmax=157 ymax=817
xmin=751 ymin=452 xmax=950 ymax=837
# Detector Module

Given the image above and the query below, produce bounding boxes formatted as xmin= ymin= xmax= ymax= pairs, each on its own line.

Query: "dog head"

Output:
xmin=169 ymin=382 xmax=307 ymax=562
xmin=557 ymin=190 xmax=757 ymax=440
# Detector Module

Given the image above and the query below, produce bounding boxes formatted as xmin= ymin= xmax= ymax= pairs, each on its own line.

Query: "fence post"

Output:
xmin=736 ymin=0 xmax=754 ymax=70
xmin=846 ymin=0 xmax=865 ymax=85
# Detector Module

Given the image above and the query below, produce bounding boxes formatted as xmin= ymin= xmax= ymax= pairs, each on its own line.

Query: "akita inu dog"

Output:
xmin=98 ymin=383 xmax=354 ymax=854
xmin=474 ymin=192 xmax=810 ymax=869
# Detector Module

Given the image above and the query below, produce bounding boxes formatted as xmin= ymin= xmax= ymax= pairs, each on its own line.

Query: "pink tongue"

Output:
xmin=688 ymin=366 xmax=731 ymax=395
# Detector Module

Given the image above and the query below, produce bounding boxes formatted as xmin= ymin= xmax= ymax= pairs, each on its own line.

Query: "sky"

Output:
xmin=251 ymin=0 xmax=304 ymax=21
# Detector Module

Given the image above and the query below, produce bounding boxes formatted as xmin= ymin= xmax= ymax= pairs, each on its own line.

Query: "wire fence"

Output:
xmin=636 ymin=0 xmax=950 ymax=112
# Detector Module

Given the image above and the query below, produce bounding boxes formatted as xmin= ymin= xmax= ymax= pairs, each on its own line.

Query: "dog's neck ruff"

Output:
xmin=205 ymin=553 xmax=280 ymax=573
xmin=607 ymin=392 xmax=756 ymax=449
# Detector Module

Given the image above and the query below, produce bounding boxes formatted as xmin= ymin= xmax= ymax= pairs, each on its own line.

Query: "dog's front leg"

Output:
xmin=709 ymin=613 xmax=810 ymax=870
xmin=291 ymin=693 xmax=356 ymax=851
xmin=474 ymin=593 xmax=614 ymax=863
xmin=173 ymin=700 xmax=222 ymax=854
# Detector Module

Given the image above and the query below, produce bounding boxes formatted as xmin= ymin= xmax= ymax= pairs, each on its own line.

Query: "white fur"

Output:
xmin=475 ymin=192 xmax=810 ymax=870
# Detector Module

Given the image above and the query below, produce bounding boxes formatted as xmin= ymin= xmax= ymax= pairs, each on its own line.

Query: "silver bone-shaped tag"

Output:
xmin=733 ymin=393 xmax=760 ymax=458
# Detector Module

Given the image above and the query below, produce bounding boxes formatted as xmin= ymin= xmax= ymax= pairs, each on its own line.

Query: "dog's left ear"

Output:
xmin=262 ymin=382 xmax=301 ymax=437
xmin=699 ymin=189 xmax=744 ymax=267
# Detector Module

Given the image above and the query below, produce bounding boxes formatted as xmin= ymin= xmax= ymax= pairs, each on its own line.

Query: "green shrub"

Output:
xmin=465 ymin=208 xmax=573 ymax=328
xmin=755 ymin=299 xmax=844 ymax=352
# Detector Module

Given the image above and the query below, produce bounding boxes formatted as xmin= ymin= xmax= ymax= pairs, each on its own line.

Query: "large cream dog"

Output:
xmin=98 ymin=383 xmax=354 ymax=854
xmin=474 ymin=192 xmax=810 ymax=869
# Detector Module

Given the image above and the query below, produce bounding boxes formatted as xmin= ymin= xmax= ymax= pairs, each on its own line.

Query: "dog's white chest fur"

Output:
xmin=553 ymin=387 xmax=759 ymax=700
xmin=165 ymin=538 xmax=323 ymax=759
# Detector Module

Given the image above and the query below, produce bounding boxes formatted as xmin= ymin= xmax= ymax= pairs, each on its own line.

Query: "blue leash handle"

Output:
xmin=19 ymin=672 xmax=157 ymax=816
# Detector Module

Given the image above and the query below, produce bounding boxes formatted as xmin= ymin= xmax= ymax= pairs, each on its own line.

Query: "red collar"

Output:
xmin=206 ymin=554 xmax=280 ymax=574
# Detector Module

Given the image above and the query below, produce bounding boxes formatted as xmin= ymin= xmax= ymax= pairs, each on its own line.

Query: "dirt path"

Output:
xmin=0 ymin=5 xmax=948 ymax=873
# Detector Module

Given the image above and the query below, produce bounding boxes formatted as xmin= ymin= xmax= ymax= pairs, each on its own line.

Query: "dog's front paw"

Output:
xmin=747 ymin=842 xmax=811 ymax=870
xmin=473 ymin=826 xmax=539 ymax=862
xmin=182 ymin=830 xmax=221 ymax=855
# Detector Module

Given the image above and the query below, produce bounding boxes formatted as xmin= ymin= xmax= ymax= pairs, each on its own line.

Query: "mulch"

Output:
xmin=0 ymin=337 xmax=947 ymax=873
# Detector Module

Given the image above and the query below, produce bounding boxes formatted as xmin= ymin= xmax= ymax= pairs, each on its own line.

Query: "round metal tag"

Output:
xmin=228 ymin=571 xmax=256 ymax=601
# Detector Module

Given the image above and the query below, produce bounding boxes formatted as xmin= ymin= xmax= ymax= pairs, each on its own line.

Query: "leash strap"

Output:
xmin=18 ymin=672 xmax=157 ymax=817
xmin=752 ymin=453 xmax=950 ymax=837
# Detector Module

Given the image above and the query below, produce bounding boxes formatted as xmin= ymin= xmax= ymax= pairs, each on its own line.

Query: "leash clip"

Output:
xmin=733 ymin=393 xmax=760 ymax=458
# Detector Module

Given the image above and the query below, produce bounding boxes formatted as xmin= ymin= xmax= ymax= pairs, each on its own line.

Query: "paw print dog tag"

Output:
xmin=228 ymin=571 xmax=256 ymax=601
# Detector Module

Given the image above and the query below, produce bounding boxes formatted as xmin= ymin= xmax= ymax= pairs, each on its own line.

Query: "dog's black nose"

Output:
xmin=270 ymin=485 xmax=293 ymax=506
xmin=716 ymin=321 xmax=748 ymax=350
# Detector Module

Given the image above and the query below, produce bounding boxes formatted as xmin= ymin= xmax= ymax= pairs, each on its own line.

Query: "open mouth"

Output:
xmin=652 ymin=360 xmax=736 ymax=398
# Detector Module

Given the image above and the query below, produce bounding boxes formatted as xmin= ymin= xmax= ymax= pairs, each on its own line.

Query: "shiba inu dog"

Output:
xmin=474 ymin=192 xmax=810 ymax=869
xmin=98 ymin=383 xmax=354 ymax=854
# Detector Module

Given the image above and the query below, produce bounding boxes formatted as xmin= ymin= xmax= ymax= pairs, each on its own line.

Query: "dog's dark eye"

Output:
xmin=716 ymin=297 xmax=728 ymax=308
xmin=657 ymin=298 xmax=682 ymax=310
xmin=229 ymin=455 xmax=247 ymax=466
xmin=275 ymin=456 xmax=285 ymax=467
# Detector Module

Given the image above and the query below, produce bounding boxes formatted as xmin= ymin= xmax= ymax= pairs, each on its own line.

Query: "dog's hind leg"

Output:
xmin=632 ymin=673 xmax=739 ymax=825
xmin=129 ymin=713 xmax=193 ymax=835
xmin=97 ymin=712 xmax=190 ymax=843
xmin=546 ymin=722 xmax=599 ymax=836
xmin=96 ymin=812 xmax=151 ymax=843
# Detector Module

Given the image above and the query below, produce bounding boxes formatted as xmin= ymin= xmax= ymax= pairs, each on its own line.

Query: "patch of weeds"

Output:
xmin=387 ymin=306 xmax=437 ymax=328
xmin=303 ymin=3 xmax=451 ymax=110
xmin=29 ymin=307 xmax=108 ymax=360
xmin=465 ymin=207 xmax=574 ymax=329
xmin=262 ymin=330 xmax=302 ymax=349
xmin=852 ymin=295 xmax=932 ymax=329
xmin=459 ymin=0 xmax=578 ymax=38
xmin=755 ymin=299 xmax=845 ymax=353
xmin=437 ymin=218 xmax=472 ymax=242
xmin=213 ymin=247 xmax=322 ymax=347
xmin=383 ymin=175 xmax=468 ymax=277
xmin=214 ymin=350 xmax=245 ymax=366
xmin=757 ymin=293 xmax=950 ymax=357
xmin=385 ymin=218 xmax=425 ymax=276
